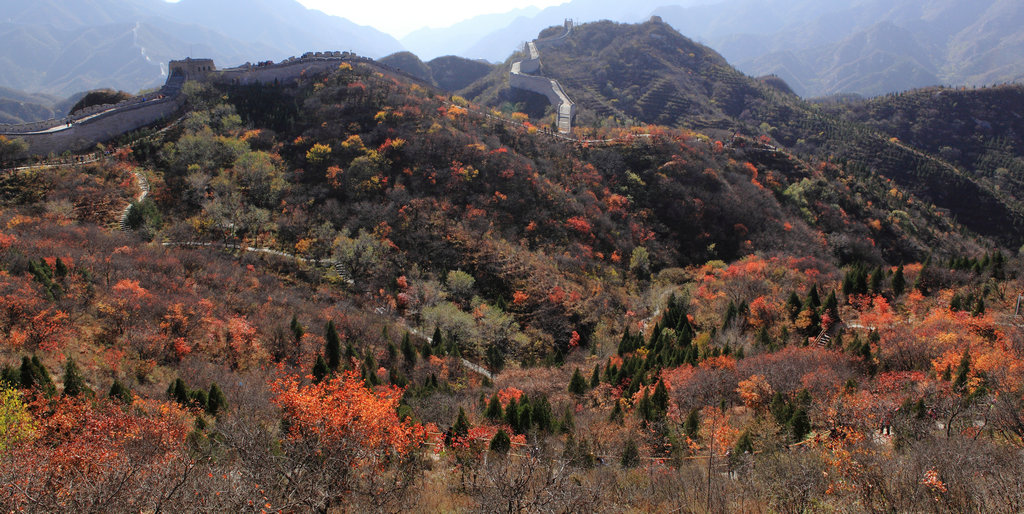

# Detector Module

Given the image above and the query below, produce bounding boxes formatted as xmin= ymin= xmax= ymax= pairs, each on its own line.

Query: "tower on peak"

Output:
xmin=168 ymin=58 xmax=216 ymax=81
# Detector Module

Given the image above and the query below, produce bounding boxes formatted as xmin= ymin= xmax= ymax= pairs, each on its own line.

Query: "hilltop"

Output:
xmin=460 ymin=19 xmax=1024 ymax=247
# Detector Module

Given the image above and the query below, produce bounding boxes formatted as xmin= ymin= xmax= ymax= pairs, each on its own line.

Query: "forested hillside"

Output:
xmin=2 ymin=21 xmax=1024 ymax=512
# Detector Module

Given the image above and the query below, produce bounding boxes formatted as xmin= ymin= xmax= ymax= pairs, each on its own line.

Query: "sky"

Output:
xmin=294 ymin=0 xmax=569 ymax=38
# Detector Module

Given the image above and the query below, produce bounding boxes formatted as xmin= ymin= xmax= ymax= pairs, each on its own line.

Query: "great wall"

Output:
xmin=509 ymin=20 xmax=576 ymax=134
xmin=0 ymin=51 xmax=380 ymax=158
xmin=0 ymin=22 xmax=584 ymax=158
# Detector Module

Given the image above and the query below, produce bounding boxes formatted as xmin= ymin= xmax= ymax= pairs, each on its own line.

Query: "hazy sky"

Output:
xmin=295 ymin=0 xmax=569 ymax=38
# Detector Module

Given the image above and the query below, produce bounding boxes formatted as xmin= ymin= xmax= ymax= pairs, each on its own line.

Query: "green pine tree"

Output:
xmin=312 ymin=355 xmax=329 ymax=383
xmin=568 ymin=367 xmax=588 ymax=395
xmin=590 ymin=364 xmax=601 ymax=388
xmin=207 ymin=382 xmax=227 ymax=416
xmin=401 ymin=332 xmax=417 ymax=365
xmin=485 ymin=393 xmax=503 ymax=420
xmin=684 ymin=408 xmax=700 ymax=439
xmin=791 ymin=408 xmax=811 ymax=441
xmin=453 ymin=407 xmax=470 ymax=438
xmin=734 ymin=430 xmax=753 ymax=455
xmin=61 ymin=358 xmax=90 ymax=397
xmin=490 ymin=429 xmax=511 ymax=453
xmin=892 ymin=265 xmax=906 ymax=296
xmin=652 ymin=380 xmax=669 ymax=413
xmin=620 ymin=437 xmax=640 ymax=468
xmin=325 ymin=320 xmax=341 ymax=371
xmin=109 ymin=380 xmax=132 ymax=404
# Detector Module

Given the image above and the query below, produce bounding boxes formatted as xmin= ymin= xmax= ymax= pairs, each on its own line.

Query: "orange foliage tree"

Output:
xmin=0 ymin=396 xmax=192 ymax=511
xmin=268 ymin=371 xmax=428 ymax=511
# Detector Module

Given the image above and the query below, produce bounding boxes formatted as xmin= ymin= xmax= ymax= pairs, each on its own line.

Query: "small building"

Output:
xmin=168 ymin=58 xmax=217 ymax=81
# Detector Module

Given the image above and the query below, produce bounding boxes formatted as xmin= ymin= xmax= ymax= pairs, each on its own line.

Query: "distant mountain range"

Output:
xmin=0 ymin=0 xmax=401 ymax=99
xmin=409 ymin=0 xmax=1024 ymax=98
xmin=3 ymin=0 xmax=1024 ymax=124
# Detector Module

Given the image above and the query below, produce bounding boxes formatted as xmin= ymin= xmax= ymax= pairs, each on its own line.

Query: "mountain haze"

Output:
xmin=0 ymin=0 xmax=402 ymax=100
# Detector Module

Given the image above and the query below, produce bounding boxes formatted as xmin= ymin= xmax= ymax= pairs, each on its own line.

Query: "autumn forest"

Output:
xmin=3 ymin=19 xmax=1024 ymax=513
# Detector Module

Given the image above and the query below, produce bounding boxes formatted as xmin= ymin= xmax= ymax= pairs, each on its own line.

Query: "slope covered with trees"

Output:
xmin=3 ymin=21 xmax=1024 ymax=512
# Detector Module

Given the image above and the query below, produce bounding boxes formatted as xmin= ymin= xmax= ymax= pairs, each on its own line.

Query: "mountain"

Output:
xmin=462 ymin=19 xmax=1024 ymax=248
xmin=379 ymin=52 xmax=494 ymax=92
xmin=4 ymin=19 xmax=1024 ymax=513
xmin=427 ymin=56 xmax=494 ymax=92
xmin=379 ymin=52 xmax=436 ymax=85
xmin=655 ymin=0 xmax=1024 ymax=97
xmin=0 ymin=86 xmax=77 ymax=124
xmin=402 ymin=0 xmax=1024 ymax=98
xmin=0 ymin=0 xmax=402 ymax=99
xmin=399 ymin=7 xmax=542 ymax=62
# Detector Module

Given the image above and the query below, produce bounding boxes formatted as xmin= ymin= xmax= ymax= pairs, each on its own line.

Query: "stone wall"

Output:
xmin=509 ymin=20 xmax=576 ymax=134
xmin=0 ymin=51 xmax=400 ymax=157
xmin=8 ymin=95 xmax=184 ymax=157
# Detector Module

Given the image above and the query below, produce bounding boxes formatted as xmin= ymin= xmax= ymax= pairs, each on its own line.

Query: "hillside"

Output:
xmin=3 ymin=19 xmax=1024 ymax=514
xmin=6 ymin=30 xmax=1024 ymax=511
xmin=462 ymin=19 xmax=1024 ymax=247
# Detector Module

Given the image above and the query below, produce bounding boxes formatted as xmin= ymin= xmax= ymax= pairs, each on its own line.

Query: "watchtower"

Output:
xmin=168 ymin=58 xmax=217 ymax=81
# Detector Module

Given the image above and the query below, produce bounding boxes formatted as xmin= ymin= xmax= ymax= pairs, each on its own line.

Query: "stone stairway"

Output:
xmin=813 ymin=327 xmax=831 ymax=348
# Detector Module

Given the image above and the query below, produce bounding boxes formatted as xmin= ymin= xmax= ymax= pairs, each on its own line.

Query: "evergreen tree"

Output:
xmin=490 ymin=429 xmax=511 ymax=453
xmin=868 ymin=266 xmax=883 ymax=293
xmin=312 ymin=355 xmax=329 ymax=383
xmin=568 ymin=367 xmax=588 ymax=395
xmin=485 ymin=393 xmax=503 ymax=421
xmin=971 ymin=297 xmax=985 ymax=316
xmin=389 ymin=368 xmax=408 ymax=388
xmin=806 ymin=285 xmax=821 ymax=309
xmin=953 ymin=349 xmax=971 ymax=393
xmin=401 ymin=332 xmax=417 ymax=365
xmin=859 ymin=339 xmax=877 ymax=375
xmin=684 ymin=408 xmax=700 ymax=439
xmin=532 ymin=395 xmax=553 ymax=432
xmin=892 ymin=265 xmax=906 ymax=296
xmin=505 ymin=397 xmax=519 ymax=432
xmin=609 ymin=399 xmax=623 ymax=423
xmin=22 ymin=356 xmax=55 ymax=396
xmin=290 ymin=315 xmax=304 ymax=346
xmin=770 ymin=392 xmax=792 ymax=425
xmin=517 ymin=401 xmax=533 ymax=432
xmin=171 ymin=376 xmax=189 ymax=405
xmin=590 ymin=363 xmax=601 ymax=388
xmin=325 ymin=320 xmax=341 ymax=371
xmin=431 ymin=326 xmax=443 ymax=350
xmin=207 ymin=382 xmax=227 ymax=416
xmin=791 ymin=408 xmax=811 ymax=440
xmin=620 ymin=437 xmax=640 ymax=468
xmin=786 ymin=292 xmax=802 ymax=320
xmin=734 ymin=430 xmax=753 ymax=455
xmin=453 ymin=407 xmax=470 ymax=438
xmin=61 ymin=358 xmax=90 ymax=397
xmin=637 ymin=390 xmax=654 ymax=422
xmin=560 ymin=406 xmax=575 ymax=434
xmin=652 ymin=380 xmax=669 ymax=413
xmin=109 ymin=380 xmax=132 ymax=404
xmin=823 ymin=290 xmax=839 ymax=321
xmin=54 ymin=257 xmax=68 ymax=278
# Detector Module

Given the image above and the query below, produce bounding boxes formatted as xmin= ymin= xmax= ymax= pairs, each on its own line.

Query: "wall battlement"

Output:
xmin=509 ymin=20 xmax=576 ymax=134
xmin=1 ymin=51 xmax=378 ymax=158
